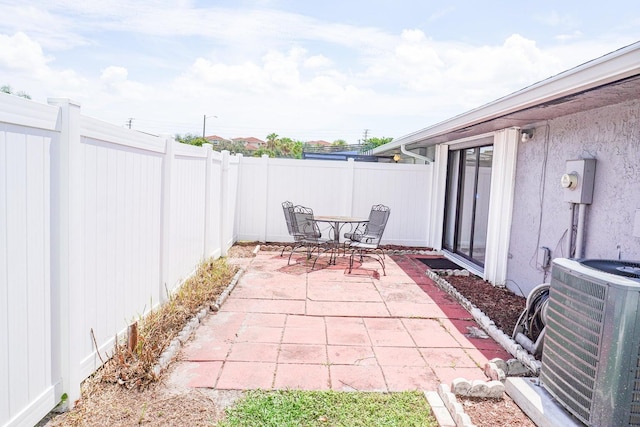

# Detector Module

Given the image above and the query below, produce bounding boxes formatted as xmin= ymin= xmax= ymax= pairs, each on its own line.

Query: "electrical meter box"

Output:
xmin=561 ymin=159 xmax=596 ymax=204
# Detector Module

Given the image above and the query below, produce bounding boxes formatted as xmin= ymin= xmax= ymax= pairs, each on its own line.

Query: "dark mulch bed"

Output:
xmin=445 ymin=275 xmax=525 ymax=335
xmin=460 ymin=395 xmax=536 ymax=427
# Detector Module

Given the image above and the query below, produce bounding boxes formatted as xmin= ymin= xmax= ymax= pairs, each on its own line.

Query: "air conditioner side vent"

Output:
xmin=540 ymin=261 xmax=607 ymax=426
xmin=629 ymin=343 xmax=640 ymax=426
xmin=541 ymin=258 xmax=640 ymax=427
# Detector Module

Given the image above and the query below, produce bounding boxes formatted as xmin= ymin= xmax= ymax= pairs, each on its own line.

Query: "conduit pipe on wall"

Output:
xmin=575 ymin=203 xmax=587 ymax=259
xmin=566 ymin=203 xmax=575 ymax=257
xmin=401 ymin=144 xmax=432 ymax=164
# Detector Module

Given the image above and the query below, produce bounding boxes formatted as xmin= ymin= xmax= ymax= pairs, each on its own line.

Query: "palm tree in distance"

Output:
xmin=266 ymin=133 xmax=279 ymax=151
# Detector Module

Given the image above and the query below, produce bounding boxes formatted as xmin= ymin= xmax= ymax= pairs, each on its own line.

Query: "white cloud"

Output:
xmin=173 ymin=46 xmax=370 ymax=108
xmin=304 ymin=54 xmax=332 ymax=69
xmin=0 ymin=32 xmax=51 ymax=71
xmin=536 ymin=10 xmax=579 ymax=28
xmin=356 ymin=31 xmax=570 ymax=113
xmin=0 ymin=31 xmax=88 ymax=101
xmin=0 ymin=4 xmax=91 ymax=50
xmin=98 ymin=65 xmax=157 ymax=100
xmin=555 ymin=30 xmax=584 ymax=41
xmin=0 ymin=1 xmax=634 ymax=142
xmin=100 ymin=66 xmax=128 ymax=84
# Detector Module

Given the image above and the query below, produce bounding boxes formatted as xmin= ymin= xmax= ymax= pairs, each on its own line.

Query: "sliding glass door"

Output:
xmin=443 ymin=145 xmax=493 ymax=266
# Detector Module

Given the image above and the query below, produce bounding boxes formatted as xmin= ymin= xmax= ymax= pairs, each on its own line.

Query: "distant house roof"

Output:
xmin=230 ymin=137 xmax=266 ymax=152
xmin=245 ymin=142 xmax=262 ymax=151
xmin=205 ymin=135 xmax=230 ymax=143
xmin=233 ymin=137 xmax=265 ymax=145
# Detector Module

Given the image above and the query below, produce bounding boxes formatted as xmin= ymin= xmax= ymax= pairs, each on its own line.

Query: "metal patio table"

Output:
xmin=313 ymin=215 xmax=368 ymax=264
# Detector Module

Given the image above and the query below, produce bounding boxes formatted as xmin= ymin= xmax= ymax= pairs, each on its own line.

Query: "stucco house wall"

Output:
xmin=507 ymin=98 xmax=640 ymax=296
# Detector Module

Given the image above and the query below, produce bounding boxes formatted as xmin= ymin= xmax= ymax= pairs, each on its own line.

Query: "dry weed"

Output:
xmin=98 ymin=258 xmax=238 ymax=389
xmin=43 ymin=256 xmax=240 ymax=426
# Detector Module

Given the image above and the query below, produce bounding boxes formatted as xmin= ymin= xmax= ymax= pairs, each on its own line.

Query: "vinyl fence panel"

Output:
xmin=77 ymin=125 xmax=165 ymax=379
xmin=167 ymin=142 xmax=208 ymax=291
xmin=0 ymin=96 xmax=238 ymax=427
xmin=235 ymin=157 xmax=433 ymax=246
xmin=0 ymin=96 xmax=59 ymax=427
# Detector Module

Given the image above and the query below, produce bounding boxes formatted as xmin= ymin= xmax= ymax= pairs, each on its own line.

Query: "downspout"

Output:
xmin=401 ymin=144 xmax=432 ymax=163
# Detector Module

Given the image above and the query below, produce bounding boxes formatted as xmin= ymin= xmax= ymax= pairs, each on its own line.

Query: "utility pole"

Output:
xmin=203 ymin=114 xmax=217 ymax=138
xmin=362 ymin=129 xmax=370 ymax=143
xmin=127 ymin=118 xmax=134 ymax=129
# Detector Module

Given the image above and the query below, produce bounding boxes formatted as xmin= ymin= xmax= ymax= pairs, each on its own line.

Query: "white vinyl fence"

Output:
xmin=235 ymin=156 xmax=433 ymax=246
xmin=0 ymin=96 xmax=238 ymax=427
xmin=1 ymin=94 xmax=433 ymax=427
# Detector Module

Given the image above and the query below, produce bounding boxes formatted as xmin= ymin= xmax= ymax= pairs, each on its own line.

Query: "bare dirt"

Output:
xmin=42 ymin=244 xmax=534 ymax=426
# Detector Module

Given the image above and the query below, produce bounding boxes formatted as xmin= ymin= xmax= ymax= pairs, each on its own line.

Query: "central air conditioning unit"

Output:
xmin=540 ymin=257 xmax=640 ymax=427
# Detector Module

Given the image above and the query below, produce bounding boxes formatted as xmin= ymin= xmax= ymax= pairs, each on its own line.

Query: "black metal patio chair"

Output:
xmin=290 ymin=205 xmax=334 ymax=269
xmin=281 ymin=201 xmax=333 ymax=268
xmin=281 ymin=201 xmax=304 ymax=260
xmin=346 ymin=204 xmax=391 ymax=275
xmin=343 ymin=204 xmax=386 ymax=252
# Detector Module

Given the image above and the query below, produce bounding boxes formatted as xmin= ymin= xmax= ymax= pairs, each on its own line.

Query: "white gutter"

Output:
xmin=400 ymin=143 xmax=432 ymax=163
xmin=374 ymin=41 xmax=640 ymax=154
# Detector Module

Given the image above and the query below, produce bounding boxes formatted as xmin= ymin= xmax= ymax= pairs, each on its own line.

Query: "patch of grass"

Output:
xmin=219 ymin=390 xmax=437 ymax=427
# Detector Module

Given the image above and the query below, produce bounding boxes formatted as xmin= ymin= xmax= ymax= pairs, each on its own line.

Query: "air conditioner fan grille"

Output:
xmin=541 ymin=267 xmax=607 ymax=425
xmin=630 ymin=345 xmax=640 ymax=426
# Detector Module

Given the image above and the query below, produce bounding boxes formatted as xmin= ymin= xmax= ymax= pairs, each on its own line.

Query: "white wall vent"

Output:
xmin=540 ymin=258 xmax=640 ymax=427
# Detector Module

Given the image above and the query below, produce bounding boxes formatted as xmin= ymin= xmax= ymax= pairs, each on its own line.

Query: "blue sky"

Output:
xmin=0 ymin=1 xmax=638 ymax=143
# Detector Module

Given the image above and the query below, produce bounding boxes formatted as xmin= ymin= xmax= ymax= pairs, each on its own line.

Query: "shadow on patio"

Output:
xmin=167 ymin=248 xmax=510 ymax=392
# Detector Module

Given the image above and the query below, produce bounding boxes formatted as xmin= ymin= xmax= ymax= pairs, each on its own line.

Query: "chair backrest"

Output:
xmin=291 ymin=205 xmax=321 ymax=239
xmin=282 ymin=201 xmax=296 ymax=237
xmin=364 ymin=204 xmax=390 ymax=245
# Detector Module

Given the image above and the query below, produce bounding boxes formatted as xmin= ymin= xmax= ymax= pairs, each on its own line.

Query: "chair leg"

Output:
xmin=280 ymin=245 xmax=287 ymax=257
xmin=348 ymin=250 xmax=355 ymax=273
xmin=311 ymin=243 xmax=331 ymax=270
xmin=311 ymin=245 xmax=321 ymax=270
xmin=373 ymin=251 xmax=386 ymax=276
xmin=378 ymin=252 xmax=386 ymax=276
xmin=348 ymin=249 xmax=386 ymax=276
xmin=287 ymin=242 xmax=302 ymax=265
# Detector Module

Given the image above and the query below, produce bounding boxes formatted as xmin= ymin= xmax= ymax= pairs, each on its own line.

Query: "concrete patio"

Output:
xmin=168 ymin=249 xmax=510 ymax=392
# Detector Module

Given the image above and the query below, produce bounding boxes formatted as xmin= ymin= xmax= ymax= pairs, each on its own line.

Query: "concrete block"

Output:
xmin=469 ymin=379 xmax=489 ymax=397
xmin=438 ymin=383 xmax=451 ymax=397
xmin=443 ymin=392 xmax=458 ymax=413
xmin=424 ymin=391 xmax=456 ymax=427
xmin=505 ymin=377 xmax=583 ymax=427
xmin=177 ymin=331 xmax=190 ymax=343
xmin=489 ymin=358 xmax=507 ymax=373
xmin=450 ymin=401 xmax=464 ymax=418
xmin=486 ymin=380 xmax=505 ymax=398
xmin=484 ymin=362 xmax=506 ymax=381
xmin=506 ymin=358 xmax=530 ymax=376
xmin=452 ymin=378 xmax=472 ymax=396
xmin=455 ymin=411 xmax=472 ymax=427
